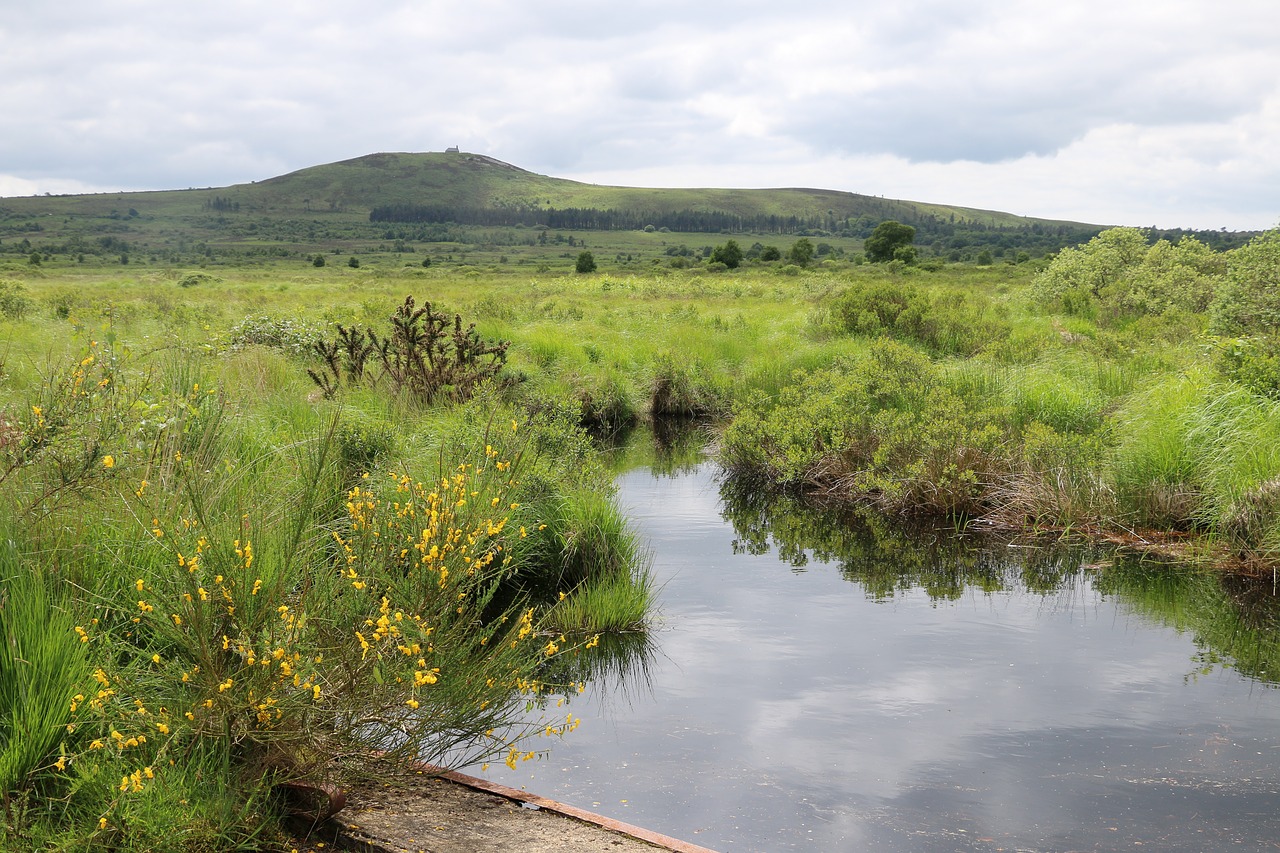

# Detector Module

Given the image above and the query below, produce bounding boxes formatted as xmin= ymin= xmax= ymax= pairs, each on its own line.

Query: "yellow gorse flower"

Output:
xmin=90 ymin=432 xmax=584 ymax=789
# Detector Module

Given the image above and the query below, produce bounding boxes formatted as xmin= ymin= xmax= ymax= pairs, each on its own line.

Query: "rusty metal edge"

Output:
xmin=389 ymin=763 xmax=723 ymax=853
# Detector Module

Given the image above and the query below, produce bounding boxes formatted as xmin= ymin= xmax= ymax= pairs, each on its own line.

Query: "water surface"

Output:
xmin=473 ymin=463 xmax=1280 ymax=851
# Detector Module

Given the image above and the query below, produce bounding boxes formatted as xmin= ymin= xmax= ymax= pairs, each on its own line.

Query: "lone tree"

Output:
xmin=575 ymin=250 xmax=597 ymax=273
xmin=710 ymin=240 xmax=743 ymax=269
xmin=788 ymin=238 xmax=815 ymax=267
xmin=864 ymin=220 xmax=916 ymax=263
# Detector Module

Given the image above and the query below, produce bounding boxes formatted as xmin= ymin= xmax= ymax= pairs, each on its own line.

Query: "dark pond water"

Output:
xmin=471 ymin=462 xmax=1280 ymax=852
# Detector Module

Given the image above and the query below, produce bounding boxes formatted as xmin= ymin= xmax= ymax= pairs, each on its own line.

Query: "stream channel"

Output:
xmin=469 ymin=441 xmax=1280 ymax=851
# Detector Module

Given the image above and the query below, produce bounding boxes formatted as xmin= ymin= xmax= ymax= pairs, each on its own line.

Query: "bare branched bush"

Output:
xmin=309 ymin=296 xmax=509 ymax=405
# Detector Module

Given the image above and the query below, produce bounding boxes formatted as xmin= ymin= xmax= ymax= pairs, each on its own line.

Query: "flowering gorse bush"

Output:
xmin=1 ymin=314 xmax=650 ymax=849
xmin=0 ymin=338 xmax=130 ymax=515
xmin=1 ymin=343 xmax=593 ymax=840
xmin=21 ymin=405 xmax=586 ymax=845
xmin=0 ymin=335 xmax=223 ymax=525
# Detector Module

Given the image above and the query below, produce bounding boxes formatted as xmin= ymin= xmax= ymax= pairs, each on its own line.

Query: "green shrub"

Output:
xmin=1113 ymin=236 xmax=1223 ymax=315
xmin=336 ymin=416 xmax=396 ymax=477
xmin=1210 ymin=228 xmax=1280 ymax=336
xmin=1058 ymin=285 xmax=1098 ymax=319
xmin=720 ymin=340 xmax=1007 ymax=515
xmin=0 ymin=280 xmax=32 ymax=319
xmin=176 ymin=272 xmax=219 ymax=288
xmin=829 ymin=280 xmax=1010 ymax=356
xmin=226 ymin=315 xmax=322 ymax=360
xmin=1031 ymin=227 xmax=1150 ymax=306
xmin=45 ymin=290 xmax=87 ymax=321
xmin=1032 ymin=227 xmax=1222 ymax=321
xmin=1215 ymin=335 xmax=1280 ymax=399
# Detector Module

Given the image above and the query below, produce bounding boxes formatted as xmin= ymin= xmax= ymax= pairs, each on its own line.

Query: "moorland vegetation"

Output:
xmin=1 ymin=153 xmax=1278 ymax=849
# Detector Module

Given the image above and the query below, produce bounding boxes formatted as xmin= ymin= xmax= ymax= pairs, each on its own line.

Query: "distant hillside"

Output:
xmin=243 ymin=152 xmax=1104 ymax=242
xmin=0 ymin=152 xmax=1257 ymax=266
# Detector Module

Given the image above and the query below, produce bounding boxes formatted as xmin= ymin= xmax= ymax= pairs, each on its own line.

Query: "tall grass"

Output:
xmin=1009 ymin=367 xmax=1102 ymax=434
xmin=1184 ymin=388 xmax=1280 ymax=556
xmin=550 ymin=564 xmax=655 ymax=635
xmin=0 ymin=538 xmax=91 ymax=803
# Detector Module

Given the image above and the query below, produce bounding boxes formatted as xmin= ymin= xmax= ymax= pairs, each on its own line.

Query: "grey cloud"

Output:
xmin=757 ymin=10 xmax=1275 ymax=164
xmin=786 ymin=75 xmax=1259 ymax=165
xmin=2 ymin=0 xmax=1278 ymax=229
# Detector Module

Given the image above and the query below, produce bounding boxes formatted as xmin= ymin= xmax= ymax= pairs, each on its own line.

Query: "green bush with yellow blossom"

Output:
xmin=1 ymin=330 xmax=640 ymax=851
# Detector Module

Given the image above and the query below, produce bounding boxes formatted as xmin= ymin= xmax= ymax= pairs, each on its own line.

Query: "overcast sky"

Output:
xmin=3 ymin=1 xmax=1277 ymax=231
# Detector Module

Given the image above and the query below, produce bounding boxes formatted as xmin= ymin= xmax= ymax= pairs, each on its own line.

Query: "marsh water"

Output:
xmin=471 ymin=454 xmax=1280 ymax=851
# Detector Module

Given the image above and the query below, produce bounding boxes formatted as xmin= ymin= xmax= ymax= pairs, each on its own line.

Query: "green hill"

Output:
xmin=0 ymin=151 xmax=1079 ymax=223
xmin=210 ymin=150 xmax=1096 ymax=231
xmin=0 ymin=151 xmax=1255 ymax=266
xmin=0 ymin=150 xmax=1081 ymax=226
xmin=299 ymin=152 xmax=1069 ymax=227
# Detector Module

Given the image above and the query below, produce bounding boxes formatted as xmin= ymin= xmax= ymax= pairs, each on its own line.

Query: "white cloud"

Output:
xmin=0 ymin=175 xmax=116 ymax=199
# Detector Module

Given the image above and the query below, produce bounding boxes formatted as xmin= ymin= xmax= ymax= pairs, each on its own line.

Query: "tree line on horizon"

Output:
xmin=370 ymin=203 xmax=829 ymax=235
xmin=369 ymin=202 xmax=1247 ymax=257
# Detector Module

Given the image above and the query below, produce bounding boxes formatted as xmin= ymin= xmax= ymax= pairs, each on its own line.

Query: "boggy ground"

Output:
xmin=288 ymin=770 xmax=718 ymax=853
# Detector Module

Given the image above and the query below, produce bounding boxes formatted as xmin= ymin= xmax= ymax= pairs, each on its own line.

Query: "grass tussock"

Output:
xmin=549 ymin=564 xmax=655 ymax=635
